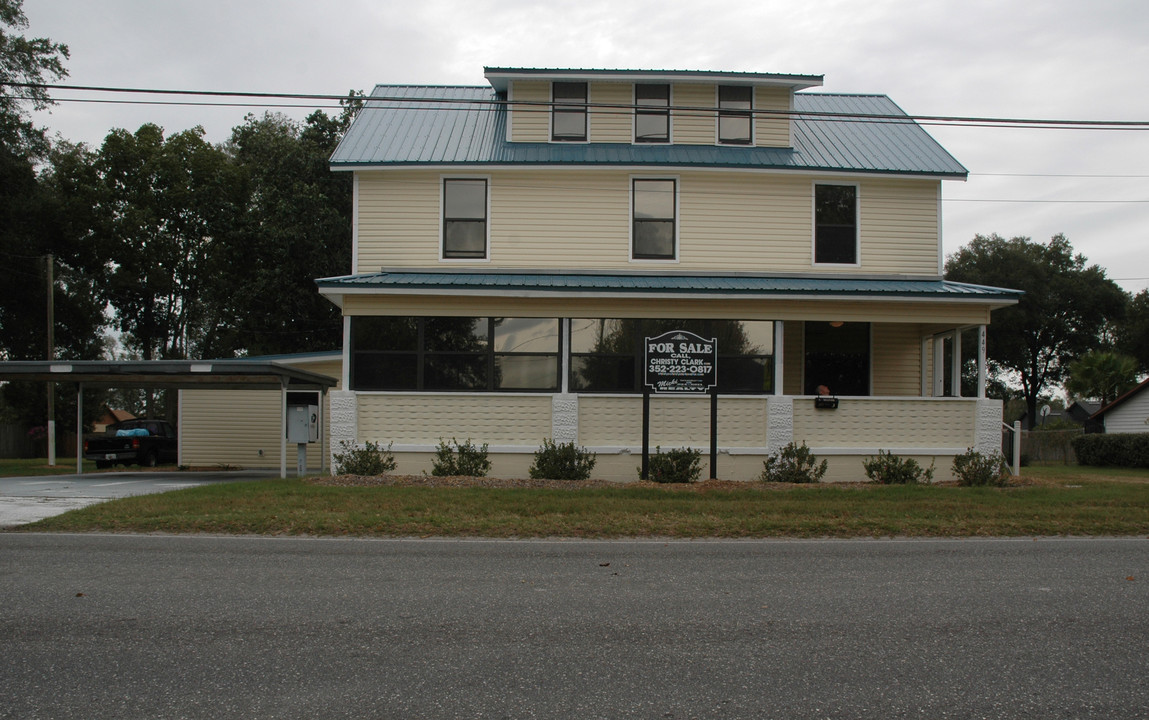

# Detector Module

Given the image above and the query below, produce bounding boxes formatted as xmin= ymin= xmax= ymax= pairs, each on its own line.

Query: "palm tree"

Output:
xmin=1065 ymin=351 xmax=1140 ymax=404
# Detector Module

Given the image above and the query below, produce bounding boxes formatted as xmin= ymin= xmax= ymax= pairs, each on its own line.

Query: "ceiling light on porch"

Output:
xmin=829 ymin=321 xmax=844 ymax=328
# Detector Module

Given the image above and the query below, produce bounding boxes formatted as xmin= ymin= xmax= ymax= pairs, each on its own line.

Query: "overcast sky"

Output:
xmin=23 ymin=0 xmax=1149 ymax=294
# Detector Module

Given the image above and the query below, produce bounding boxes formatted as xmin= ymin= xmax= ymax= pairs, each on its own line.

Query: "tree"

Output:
xmin=1116 ymin=290 xmax=1149 ymax=374
xmin=1065 ymin=350 xmax=1139 ymax=405
xmin=944 ymin=234 xmax=1127 ymax=427
xmin=0 ymin=0 xmax=69 ymax=157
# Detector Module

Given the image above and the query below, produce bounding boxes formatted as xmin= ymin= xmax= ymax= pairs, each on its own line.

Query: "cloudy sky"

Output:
xmin=24 ymin=0 xmax=1149 ymax=293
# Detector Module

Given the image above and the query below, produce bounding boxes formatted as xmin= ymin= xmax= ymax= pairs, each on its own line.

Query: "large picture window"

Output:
xmin=552 ymin=81 xmax=587 ymax=142
xmin=803 ymin=321 xmax=869 ymax=396
xmin=635 ymin=84 xmax=670 ymax=143
xmin=814 ymin=184 xmax=858 ymax=265
xmin=442 ymin=178 xmax=488 ymax=259
xmin=718 ymin=85 xmax=752 ymax=145
xmin=351 ymin=317 xmax=560 ymax=391
xmin=570 ymin=319 xmax=774 ymax=394
xmin=632 ymin=179 xmax=677 ymax=260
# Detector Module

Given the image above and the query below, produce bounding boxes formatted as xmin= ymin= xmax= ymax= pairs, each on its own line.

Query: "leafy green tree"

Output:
xmin=1116 ymin=290 xmax=1149 ymax=374
xmin=0 ymin=0 xmax=69 ymax=156
xmin=1065 ymin=350 xmax=1139 ymax=404
xmin=945 ymin=234 xmax=1127 ymax=426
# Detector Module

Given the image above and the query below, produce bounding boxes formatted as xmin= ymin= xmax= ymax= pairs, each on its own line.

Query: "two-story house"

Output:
xmin=301 ymin=66 xmax=1019 ymax=481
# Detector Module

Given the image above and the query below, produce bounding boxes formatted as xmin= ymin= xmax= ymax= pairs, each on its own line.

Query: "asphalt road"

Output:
xmin=2 ymin=535 xmax=1146 ymax=719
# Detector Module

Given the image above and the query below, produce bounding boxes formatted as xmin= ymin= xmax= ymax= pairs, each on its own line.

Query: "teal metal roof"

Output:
xmin=317 ymin=271 xmax=1018 ymax=302
xmin=330 ymin=85 xmax=967 ymax=178
xmin=483 ymin=67 xmax=825 ymax=92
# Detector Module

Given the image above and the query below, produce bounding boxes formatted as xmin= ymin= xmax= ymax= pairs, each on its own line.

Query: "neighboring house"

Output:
xmin=1066 ymin=400 xmax=1103 ymax=434
xmin=1090 ymin=378 xmax=1149 ymax=434
xmin=312 ymin=66 xmax=1020 ymax=481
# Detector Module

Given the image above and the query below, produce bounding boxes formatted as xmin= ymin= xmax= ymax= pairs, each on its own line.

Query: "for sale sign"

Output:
xmin=644 ymin=330 xmax=717 ymax=394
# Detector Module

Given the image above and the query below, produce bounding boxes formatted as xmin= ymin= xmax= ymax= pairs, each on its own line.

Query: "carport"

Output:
xmin=0 ymin=361 xmax=338 ymax=478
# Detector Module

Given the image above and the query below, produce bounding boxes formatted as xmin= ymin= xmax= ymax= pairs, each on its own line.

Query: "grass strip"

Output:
xmin=16 ymin=477 xmax=1149 ymax=538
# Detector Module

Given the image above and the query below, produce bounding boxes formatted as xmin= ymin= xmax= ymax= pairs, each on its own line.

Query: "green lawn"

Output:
xmin=0 ymin=458 xmax=99 ymax=476
xmin=14 ymin=464 xmax=1149 ymax=538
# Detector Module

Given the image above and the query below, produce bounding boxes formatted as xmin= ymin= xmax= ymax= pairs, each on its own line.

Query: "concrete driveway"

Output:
xmin=0 ymin=470 xmax=277 ymax=527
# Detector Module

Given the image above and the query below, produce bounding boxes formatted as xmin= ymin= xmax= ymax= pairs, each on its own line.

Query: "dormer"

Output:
xmin=484 ymin=67 xmax=823 ymax=149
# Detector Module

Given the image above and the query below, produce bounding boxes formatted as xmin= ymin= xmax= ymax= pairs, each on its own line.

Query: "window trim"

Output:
xmin=634 ymin=83 xmax=671 ymax=144
xmin=716 ymin=85 xmax=753 ymax=146
xmin=551 ymin=81 xmax=589 ymax=143
xmin=629 ymin=176 xmax=680 ymax=263
xmin=811 ymin=181 xmax=861 ymax=267
xmin=440 ymin=176 xmax=491 ymax=262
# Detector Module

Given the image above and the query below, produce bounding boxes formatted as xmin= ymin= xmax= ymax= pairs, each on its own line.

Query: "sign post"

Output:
xmin=642 ymin=330 xmax=718 ymax=479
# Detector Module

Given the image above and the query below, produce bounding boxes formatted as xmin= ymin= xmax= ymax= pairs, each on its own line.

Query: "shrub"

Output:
xmin=760 ymin=441 xmax=828 ymax=484
xmin=429 ymin=438 xmax=492 ymax=477
xmin=951 ymin=448 xmax=1010 ymax=486
xmin=862 ymin=450 xmax=934 ymax=484
xmin=1072 ymin=433 xmax=1149 ymax=468
xmin=529 ymin=439 xmax=597 ymax=481
xmin=642 ymin=446 xmax=702 ymax=484
xmin=333 ymin=440 xmax=396 ymax=476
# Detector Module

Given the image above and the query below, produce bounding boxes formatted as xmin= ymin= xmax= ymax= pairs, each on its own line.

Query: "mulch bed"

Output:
xmin=304 ymin=475 xmax=910 ymax=491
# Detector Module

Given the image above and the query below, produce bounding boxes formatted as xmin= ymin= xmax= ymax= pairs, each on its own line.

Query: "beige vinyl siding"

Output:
xmin=589 ymin=82 xmax=632 ymax=143
xmin=355 ymin=169 xmax=942 ymax=275
xmin=579 ymin=396 xmax=767 ymax=447
xmin=343 ymin=294 xmax=993 ymax=327
xmin=782 ymin=321 xmax=804 ymax=395
xmin=754 ymin=86 xmax=791 ymax=147
xmin=180 ymin=390 xmax=331 ymax=470
xmin=672 ymin=84 xmax=716 ymax=144
xmin=792 ymin=397 xmax=976 ymax=449
xmin=357 ymin=394 xmax=553 ymax=445
xmin=871 ymin=323 xmax=924 ymax=396
xmin=510 ymin=81 xmax=551 ymax=142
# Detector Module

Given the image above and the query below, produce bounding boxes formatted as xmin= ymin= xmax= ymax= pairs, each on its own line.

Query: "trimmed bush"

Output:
xmin=529 ymin=439 xmax=597 ymax=481
xmin=951 ymin=448 xmax=1009 ymax=487
xmin=862 ymin=450 xmax=934 ymax=484
xmin=429 ymin=438 xmax=492 ymax=477
xmin=1072 ymin=433 xmax=1149 ymax=468
xmin=760 ymin=441 xmax=828 ymax=484
xmin=643 ymin=446 xmax=702 ymax=484
xmin=333 ymin=440 xmax=396 ymax=476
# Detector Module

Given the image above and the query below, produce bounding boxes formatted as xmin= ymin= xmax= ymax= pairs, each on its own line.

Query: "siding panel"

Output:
xmin=579 ymin=396 xmax=767 ymax=447
xmin=358 ymin=394 xmax=553 ymax=445
xmin=793 ymin=397 xmax=975 ymax=448
xmin=510 ymin=81 xmax=550 ymax=142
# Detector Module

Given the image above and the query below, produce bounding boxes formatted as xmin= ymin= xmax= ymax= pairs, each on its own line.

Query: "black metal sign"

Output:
xmin=644 ymin=330 xmax=718 ymax=394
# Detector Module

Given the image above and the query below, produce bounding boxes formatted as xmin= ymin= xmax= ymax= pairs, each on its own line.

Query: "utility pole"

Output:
xmin=46 ymin=254 xmax=55 ymax=466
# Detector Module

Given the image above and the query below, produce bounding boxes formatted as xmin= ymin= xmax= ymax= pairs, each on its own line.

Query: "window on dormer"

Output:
xmin=552 ymin=82 xmax=588 ymax=141
xmin=635 ymin=84 xmax=670 ymax=143
xmin=718 ymin=85 xmax=752 ymax=144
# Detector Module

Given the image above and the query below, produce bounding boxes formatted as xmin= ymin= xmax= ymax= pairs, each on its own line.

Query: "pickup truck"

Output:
xmin=84 ymin=419 xmax=178 ymax=469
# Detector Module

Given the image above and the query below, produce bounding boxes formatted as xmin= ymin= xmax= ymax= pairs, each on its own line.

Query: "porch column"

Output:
xmin=932 ymin=335 xmax=945 ymax=397
xmin=977 ymin=325 xmax=987 ymax=398
xmin=75 ymin=382 xmax=83 ymax=475
xmin=773 ymin=321 xmax=784 ymax=396
xmin=951 ymin=330 xmax=962 ymax=398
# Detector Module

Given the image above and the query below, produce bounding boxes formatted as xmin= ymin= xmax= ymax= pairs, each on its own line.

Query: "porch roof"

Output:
xmin=316 ymin=270 xmax=1021 ymax=308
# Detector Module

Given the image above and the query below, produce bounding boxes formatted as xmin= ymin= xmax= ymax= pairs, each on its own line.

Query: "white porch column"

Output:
xmin=328 ymin=390 xmax=359 ymax=474
xmin=977 ymin=325 xmax=987 ymax=398
xmin=932 ymin=335 xmax=945 ymax=397
xmin=552 ymin=394 xmax=578 ymax=444
xmin=773 ymin=321 xmax=784 ymax=395
xmin=951 ymin=329 xmax=962 ymax=398
xmin=766 ymin=396 xmax=794 ymax=453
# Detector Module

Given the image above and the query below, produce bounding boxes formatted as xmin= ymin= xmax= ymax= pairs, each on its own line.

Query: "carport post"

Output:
xmin=279 ymin=378 xmax=288 ymax=479
xmin=75 ymin=382 xmax=83 ymax=475
xmin=320 ymin=387 xmax=327 ymax=475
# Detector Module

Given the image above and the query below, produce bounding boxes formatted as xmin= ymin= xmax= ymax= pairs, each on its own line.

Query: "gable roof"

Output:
xmin=330 ymin=85 xmax=967 ymax=178
xmin=1090 ymin=377 xmax=1149 ymax=420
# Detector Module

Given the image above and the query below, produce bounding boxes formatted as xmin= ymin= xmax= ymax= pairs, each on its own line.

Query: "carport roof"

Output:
xmin=0 ymin=360 xmax=338 ymax=391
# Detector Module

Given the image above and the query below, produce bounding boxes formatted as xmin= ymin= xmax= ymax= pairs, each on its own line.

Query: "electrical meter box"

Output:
xmin=287 ymin=404 xmax=319 ymax=444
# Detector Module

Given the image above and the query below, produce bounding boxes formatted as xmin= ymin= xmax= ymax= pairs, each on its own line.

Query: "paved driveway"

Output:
xmin=0 ymin=471 xmax=276 ymax=526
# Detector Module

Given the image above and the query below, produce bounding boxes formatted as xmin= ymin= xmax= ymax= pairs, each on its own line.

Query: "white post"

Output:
xmin=977 ymin=325 xmax=987 ymax=398
xmin=773 ymin=321 xmax=784 ymax=396
xmin=279 ymin=380 xmax=288 ymax=479
xmin=932 ymin=335 xmax=945 ymax=397
xmin=1012 ymin=420 xmax=1022 ymax=477
xmin=951 ymin=330 xmax=962 ymax=398
xmin=75 ymin=383 xmax=83 ymax=475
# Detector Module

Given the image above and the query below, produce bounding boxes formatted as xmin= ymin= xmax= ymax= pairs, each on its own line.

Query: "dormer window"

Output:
xmin=552 ymin=82 xmax=588 ymax=142
xmin=718 ymin=86 xmax=752 ymax=145
xmin=635 ymin=84 xmax=670 ymax=143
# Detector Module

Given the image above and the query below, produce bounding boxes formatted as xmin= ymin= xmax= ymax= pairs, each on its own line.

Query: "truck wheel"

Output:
xmin=142 ymin=450 xmax=158 ymax=468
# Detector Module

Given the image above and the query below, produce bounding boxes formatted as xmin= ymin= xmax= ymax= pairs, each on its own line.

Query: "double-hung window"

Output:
xmin=442 ymin=178 xmax=487 ymax=259
xmin=717 ymin=85 xmax=752 ymax=144
xmin=632 ymin=179 xmax=676 ymax=260
xmin=552 ymin=81 xmax=588 ymax=141
xmin=814 ymin=184 xmax=858 ymax=264
xmin=635 ymin=84 xmax=670 ymax=143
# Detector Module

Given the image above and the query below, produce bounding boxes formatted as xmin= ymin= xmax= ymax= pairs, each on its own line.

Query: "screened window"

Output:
xmin=635 ymin=84 xmax=670 ymax=143
xmin=552 ymin=82 xmax=587 ymax=141
xmin=804 ymin=321 xmax=869 ymax=396
xmin=570 ymin=319 xmax=774 ymax=393
xmin=442 ymin=179 xmax=487 ymax=259
xmin=350 ymin=317 xmax=560 ymax=392
xmin=632 ymin=179 xmax=676 ymax=260
xmin=814 ymin=184 xmax=857 ymax=264
xmin=718 ymin=85 xmax=752 ymax=144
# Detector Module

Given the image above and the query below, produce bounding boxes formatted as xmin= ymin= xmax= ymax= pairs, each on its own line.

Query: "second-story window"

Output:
xmin=442 ymin=178 xmax=488 ymax=259
xmin=635 ymin=84 xmax=670 ymax=143
xmin=552 ymin=81 xmax=588 ymax=141
xmin=632 ymin=178 xmax=677 ymax=260
xmin=814 ymin=184 xmax=858 ymax=265
xmin=718 ymin=85 xmax=752 ymax=144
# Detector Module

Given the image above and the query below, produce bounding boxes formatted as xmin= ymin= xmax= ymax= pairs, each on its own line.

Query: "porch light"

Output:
xmin=829 ymin=321 xmax=844 ymax=328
